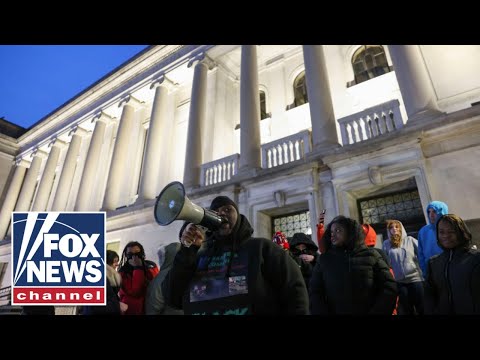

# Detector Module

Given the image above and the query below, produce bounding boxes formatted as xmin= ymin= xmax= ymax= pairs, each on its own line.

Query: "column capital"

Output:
xmin=13 ymin=158 xmax=30 ymax=167
xmin=31 ymin=148 xmax=48 ymax=159
xmin=150 ymin=74 xmax=177 ymax=91
xmin=118 ymin=94 xmax=144 ymax=108
xmin=187 ymin=52 xmax=216 ymax=70
xmin=92 ymin=111 xmax=115 ymax=124
xmin=48 ymin=137 xmax=67 ymax=149
xmin=68 ymin=125 xmax=89 ymax=138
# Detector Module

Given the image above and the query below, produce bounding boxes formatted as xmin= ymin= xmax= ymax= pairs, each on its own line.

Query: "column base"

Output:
xmin=236 ymin=166 xmax=261 ymax=180
xmin=406 ymin=109 xmax=445 ymax=126
xmin=306 ymin=142 xmax=342 ymax=160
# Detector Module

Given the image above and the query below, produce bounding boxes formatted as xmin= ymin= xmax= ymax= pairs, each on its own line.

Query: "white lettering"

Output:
xmin=43 ymin=234 xmax=59 ymax=257
xmin=46 ymin=261 xmax=61 ymax=282
xmin=79 ymin=234 xmax=101 ymax=257
xmin=27 ymin=261 xmax=45 ymax=282
xmin=59 ymin=234 xmax=83 ymax=257
xmin=62 ymin=261 xmax=86 ymax=282
xmin=25 ymin=260 xmax=102 ymax=283
xmin=17 ymin=290 xmax=104 ymax=302
xmin=85 ymin=260 xmax=102 ymax=283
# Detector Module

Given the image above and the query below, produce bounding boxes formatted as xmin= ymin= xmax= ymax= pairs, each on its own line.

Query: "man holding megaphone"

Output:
xmin=161 ymin=194 xmax=309 ymax=315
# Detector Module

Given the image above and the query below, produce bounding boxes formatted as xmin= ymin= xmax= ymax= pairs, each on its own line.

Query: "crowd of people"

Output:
xmin=23 ymin=198 xmax=479 ymax=315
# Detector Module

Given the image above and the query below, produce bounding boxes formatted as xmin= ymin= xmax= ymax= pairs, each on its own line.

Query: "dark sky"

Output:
xmin=0 ymin=45 xmax=149 ymax=129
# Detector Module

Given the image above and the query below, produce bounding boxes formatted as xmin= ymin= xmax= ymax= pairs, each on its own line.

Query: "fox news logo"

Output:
xmin=11 ymin=212 xmax=106 ymax=306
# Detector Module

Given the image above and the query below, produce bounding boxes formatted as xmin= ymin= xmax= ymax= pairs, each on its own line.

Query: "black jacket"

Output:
xmin=162 ymin=215 xmax=309 ymax=315
xmin=310 ymin=246 xmax=398 ymax=315
xmin=425 ymin=248 xmax=480 ymax=315
xmin=289 ymin=233 xmax=319 ymax=291
xmin=310 ymin=217 xmax=397 ymax=315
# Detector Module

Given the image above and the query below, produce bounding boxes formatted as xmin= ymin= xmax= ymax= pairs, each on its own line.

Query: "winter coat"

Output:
xmin=418 ymin=201 xmax=448 ymax=276
xmin=162 ymin=214 xmax=309 ymax=315
xmin=310 ymin=218 xmax=397 ymax=315
xmin=288 ymin=232 xmax=319 ymax=291
xmin=119 ymin=260 xmax=159 ymax=315
xmin=425 ymin=248 xmax=480 ymax=314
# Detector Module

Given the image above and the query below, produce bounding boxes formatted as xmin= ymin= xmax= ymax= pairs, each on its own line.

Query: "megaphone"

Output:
xmin=154 ymin=181 xmax=227 ymax=231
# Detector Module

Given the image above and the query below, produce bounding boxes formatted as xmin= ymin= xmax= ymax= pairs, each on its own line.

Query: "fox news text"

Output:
xmin=11 ymin=212 xmax=106 ymax=306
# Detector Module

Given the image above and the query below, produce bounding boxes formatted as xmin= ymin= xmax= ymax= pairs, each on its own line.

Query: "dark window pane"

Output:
xmin=351 ymin=45 xmax=391 ymax=85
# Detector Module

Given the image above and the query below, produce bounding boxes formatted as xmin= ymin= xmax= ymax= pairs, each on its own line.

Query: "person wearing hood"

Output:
xmin=145 ymin=242 xmax=183 ymax=315
xmin=383 ymin=220 xmax=424 ymax=315
xmin=309 ymin=215 xmax=398 ymax=315
xmin=424 ymin=214 xmax=480 ymax=315
xmin=418 ymin=200 xmax=449 ymax=277
xmin=162 ymin=195 xmax=309 ymax=315
xmin=288 ymin=232 xmax=319 ymax=291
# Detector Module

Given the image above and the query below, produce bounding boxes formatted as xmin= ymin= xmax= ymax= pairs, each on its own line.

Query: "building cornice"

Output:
xmin=0 ymin=134 xmax=19 ymax=156
xmin=15 ymin=45 xmax=217 ymax=158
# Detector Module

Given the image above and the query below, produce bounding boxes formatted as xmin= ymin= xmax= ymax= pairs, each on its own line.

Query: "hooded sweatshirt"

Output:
xmin=418 ymin=201 xmax=448 ymax=276
xmin=383 ymin=221 xmax=423 ymax=283
xmin=162 ymin=214 xmax=309 ymax=315
xmin=289 ymin=233 xmax=319 ymax=290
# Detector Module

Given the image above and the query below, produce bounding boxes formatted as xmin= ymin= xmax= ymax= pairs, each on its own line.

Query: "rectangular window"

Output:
xmin=358 ymin=189 xmax=425 ymax=238
xmin=272 ymin=210 xmax=311 ymax=238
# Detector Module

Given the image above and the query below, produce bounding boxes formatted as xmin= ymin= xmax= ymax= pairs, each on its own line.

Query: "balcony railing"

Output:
xmin=261 ymin=130 xmax=311 ymax=169
xmin=0 ymin=286 xmax=11 ymax=305
xmin=338 ymin=99 xmax=403 ymax=145
xmin=200 ymin=153 xmax=240 ymax=186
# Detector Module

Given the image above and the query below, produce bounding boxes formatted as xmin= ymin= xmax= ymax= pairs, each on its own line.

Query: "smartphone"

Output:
xmin=322 ymin=209 xmax=326 ymax=214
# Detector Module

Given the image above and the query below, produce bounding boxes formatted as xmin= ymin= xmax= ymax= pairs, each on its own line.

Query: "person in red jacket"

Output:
xmin=118 ymin=241 xmax=159 ymax=315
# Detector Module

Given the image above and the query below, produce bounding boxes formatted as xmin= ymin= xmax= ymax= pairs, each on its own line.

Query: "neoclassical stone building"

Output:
xmin=1 ymin=45 xmax=480 ymax=307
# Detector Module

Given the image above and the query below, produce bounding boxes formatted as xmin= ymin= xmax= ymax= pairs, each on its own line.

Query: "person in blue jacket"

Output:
xmin=418 ymin=201 xmax=448 ymax=277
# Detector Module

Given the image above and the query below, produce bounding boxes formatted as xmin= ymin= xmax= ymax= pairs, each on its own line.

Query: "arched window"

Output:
xmin=260 ymin=90 xmax=268 ymax=120
xmin=287 ymin=71 xmax=308 ymax=110
xmin=236 ymin=90 xmax=270 ymax=129
xmin=351 ymin=45 xmax=391 ymax=85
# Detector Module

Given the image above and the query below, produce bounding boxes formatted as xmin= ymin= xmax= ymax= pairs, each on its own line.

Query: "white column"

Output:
xmin=183 ymin=58 xmax=209 ymax=188
xmin=321 ymin=181 xmax=336 ymax=226
xmin=52 ymin=126 xmax=88 ymax=211
xmin=103 ymin=96 xmax=142 ymax=210
xmin=0 ymin=159 xmax=28 ymax=240
xmin=140 ymin=78 xmax=170 ymax=200
xmin=75 ymin=112 xmax=111 ymax=211
xmin=239 ymin=45 xmax=262 ymax=171
xmin=303 ymin=45 xmax=340 ymax=152
xmin=388 ymin=45 xmax=441 ymax=122
xmin=14 ymin=149 xmax=47 ymax=211
xmin=32 ymin=138 xmax=66 ymax=211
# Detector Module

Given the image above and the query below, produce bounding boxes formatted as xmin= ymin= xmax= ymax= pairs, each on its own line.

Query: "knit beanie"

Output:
xmin=209 ymin=196 xmax=239 ymax=214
